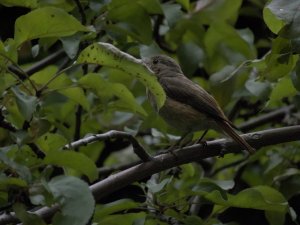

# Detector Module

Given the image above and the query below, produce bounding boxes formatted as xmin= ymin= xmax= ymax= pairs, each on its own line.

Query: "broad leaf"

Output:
xmin=107 ymin=0 xmax=152 ymax=44
xmin=13 ymin=203 xmax=46 ymax=225
xmin=207 ymin=186 xmax=288 ymax=212
xmin=264 ymin=0 xmax=300 ymax=38
xmin=48 ymin=176 xmax=95 ymax=225
xmin=79 ymin=73 xmax=147 ymax=116
xmin=77 ymin=42 xmax=166 ymax=109
xmin=0 ymin=151 xmax=32 ymax=182
xmin=35 ymin=133 xmax=68 ymax=152
xmin=58 ymin=87 xmax=90 ymax=111
xmin=0 ymin=0 xmax=37 ymax=8
xmin=94 ymin=199 xmax=140 ymax=220
xmin=11 ymin=86 xmax=38 ymax=121
xmin=44 ymin=150 xmax=98 ymax=182
xmin=269 ymin=77 xmax=297 ymax=106
xmin=0 ymin=175 xmax=27 ymax=190
xmin=14 ymin=7 xmax=89 ymax=45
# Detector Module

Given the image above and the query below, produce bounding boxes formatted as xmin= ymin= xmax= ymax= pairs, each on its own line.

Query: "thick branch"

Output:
xmin=90 ymin=126 xmax=300 ymax=199
xmin=1 ymin=126 xmax=300 ymax=224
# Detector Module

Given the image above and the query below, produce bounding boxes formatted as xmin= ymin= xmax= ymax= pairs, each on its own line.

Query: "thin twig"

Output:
xmin=8 ymin=49 xmax=66 ymax=78
xmin=73 ymin=64 xmax=87 ymax=146
xmin=209 ymin=157 xmax=248 ymax=177
xmin=73 ymin=0 xmax=86 ymax=25
xmin=0 ymin=110 xmax=16 ymax=132
xmin=153 ymin=14 xmax=175 ymax=53
xmin=37 ymin=64 xmax=76 ymax=94
xmin=1 ymin=53 xmax=37 ymax=93
xmin=238 ymin=105 xmax=295 ymax=132
xmin=25 ymin=49 xmax=66 ymax=76
xmin=64 ymin=130 xmax=154 ymax=162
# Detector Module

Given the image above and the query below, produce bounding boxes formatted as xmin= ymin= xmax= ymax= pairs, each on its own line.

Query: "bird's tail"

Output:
xmin=216 ymin=120 xmax=255 ymax=154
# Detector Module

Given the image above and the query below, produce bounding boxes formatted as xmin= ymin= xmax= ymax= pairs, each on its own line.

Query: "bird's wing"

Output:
xmin=159 ymin=75 xmax=232 ymax=124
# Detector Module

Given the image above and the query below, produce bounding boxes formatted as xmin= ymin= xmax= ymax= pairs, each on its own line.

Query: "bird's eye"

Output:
xmin=153 ymin=59 xmax=159 ymax=64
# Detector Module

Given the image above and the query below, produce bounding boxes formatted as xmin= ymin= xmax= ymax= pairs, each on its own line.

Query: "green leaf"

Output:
xmin=177 ymin=42 xmax=204 ymax=76
xmin=94 ymin=199 xmax=140 ymax=219
xmin=207 ymin=186 xmax=288 ymax=212
xmin=0 ymin=38 xmax=18 ymax=65
xmin=252 ymin=37 xmax=298 ymax=81
xmin=209 ymin=65 xmax=236 ymax=106
xmin=0 ymin=151 xmax=32 ymax=182
xmin=264 ymin=0 xmax=300 ymax=38
xmin=0 ymin=74 xmax=16 ymax=97
xmin=162 ymin=3 xmax=183 ymax=28
xmin=79 ymin=73 xmax=147 ymax=116
xmin=137 ymin=0 xmax=162 ymax=14
xmin=48 ymin=176 xmax=95 ymax=225
xmin=60 ymin=34 xmax=81 ymax=59
xmin=265 ymin=210 xmax=285 ymax=225
xmin=0 ymin=175 xmax=27 ymax=190
xmin=0 ymin=0 xmax=37 ymax=8
xmin=77 ymin=42 xmax=166 ymax=109
xmin=14 ymin=7 xmax=89 ymax=46
xmin=94 ymin=212 xmax=146 ymax=225
xmin=291 ymin=60 xmax=300 ymax=91
xmin=193 ymin=179 xmax=228 ymax=200
xmin=245 ymin=79 xmax=272 ymax=99
xmin=269 ymin=77 xmax=297 ymax=106
xmin=193 ymin=0 xmax=242 ymax=25
xmin=204 ymin=22 xmax=255 ymax=72
xmin=30 ymin=65 xmax=73 ymax=91
xmin=11 ymin=86 xmax=38 ymax=121
xmin=58 ymin=87 xmax=90 ymax=111
xmin=13 ymin=203 xmax=47 ymax=225
xmin=146 ymin=178 xmax=170 ymax=193
xmin=35 ymin=133 xmax=68 ymax=152
xmin=39 ymin=0 xmax=75 ymax=12
xmin=175 ymin=0 xmax=189 ymax=11
xmin=263 ymin=7 xmax=285 ymax=35
xmin=107 ymin=0 xmax=152 ymax=44
xmin=275 ymin=169 xmax=300 ymax=199
xmin=44 ymin=150 xmax=98 ymax=182
xmin=183 ymin=215 xmax=204 ymax=225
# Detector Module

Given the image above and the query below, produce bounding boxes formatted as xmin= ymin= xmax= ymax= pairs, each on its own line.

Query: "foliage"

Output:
xmin=0 ymin=0 xmax=299 ymax=225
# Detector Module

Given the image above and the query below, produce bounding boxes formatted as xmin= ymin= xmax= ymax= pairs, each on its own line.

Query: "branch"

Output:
xmin=8 ymin=49 xmax=66 ymax=78
xmin=153 ymin=14 xmax=175 ymax=53
xmin=238 ymin=105 xmax=295 ymax=132
xmin=90 ymin=126 xmax=300 ymax=199
xmin=1 ymin=126 xmax=300 ymax=224
xmin=0 ymin=110 xmax=16 ymax=132
xmin=73 ymin=0 xmax=86 ymax=25
xmin=64 ymin=130 xmax=154 ymax=162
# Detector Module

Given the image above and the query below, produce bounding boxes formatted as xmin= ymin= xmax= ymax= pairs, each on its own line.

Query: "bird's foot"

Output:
xmin=196 ymin=140 xmax=207 ymax=148
xmin=157 ymin=147 xmax=178 ymax=160
xmin=218 ymin=148 xmax=226 ymax=158
xmin=166 ymin=147 xmax=178 ymax=160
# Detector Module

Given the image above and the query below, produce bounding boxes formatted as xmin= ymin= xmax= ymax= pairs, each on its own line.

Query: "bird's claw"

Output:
xmin=218 ymin=149 xmax=226 ymax=158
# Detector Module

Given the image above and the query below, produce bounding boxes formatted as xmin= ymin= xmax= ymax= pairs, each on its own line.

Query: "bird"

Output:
xmin=143 ymin=55 xmax=255 ymax=154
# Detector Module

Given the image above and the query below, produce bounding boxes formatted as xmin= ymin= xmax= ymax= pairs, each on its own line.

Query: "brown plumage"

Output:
xmin=144 ymin=55 xmax=255 ymax=154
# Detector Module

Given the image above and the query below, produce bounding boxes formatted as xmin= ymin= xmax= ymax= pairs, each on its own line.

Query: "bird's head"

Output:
xmin=143 ymin=55 xmax=183 ymax=78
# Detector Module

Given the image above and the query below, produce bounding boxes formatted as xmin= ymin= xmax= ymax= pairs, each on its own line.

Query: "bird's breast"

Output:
xmin=157 ymin=97 xmax=218 ymax=132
